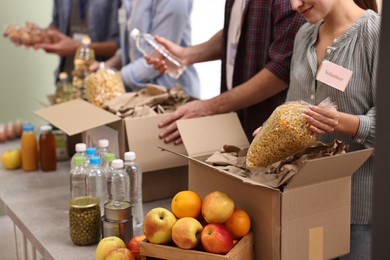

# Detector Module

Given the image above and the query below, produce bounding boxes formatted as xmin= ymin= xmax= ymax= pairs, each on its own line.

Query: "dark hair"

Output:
xmin=354 ymin=0 xmax=378 ymax=12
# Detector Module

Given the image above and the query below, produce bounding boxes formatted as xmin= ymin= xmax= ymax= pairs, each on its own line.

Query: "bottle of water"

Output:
xmin=107 ymin=159 xmax=130 ymax=207
xmin=85 ymin=147 xmax=97 ymax=167
xmin=130 ymin=28 xmax=186 ymax=79
xmin=86 ymin=156 xmax=107 ymax=215
xmin=124 ymin=151 xmax=144 ymax=236
xmin=70 ymin=143 xmax=88 ymax=170
xmin=97 ymin=139 xmax=109 ymax=166
xmin=70 ymin=155 xmax=87 ymax=198
xmin=103 ymin=153 xmax=116 ymax=203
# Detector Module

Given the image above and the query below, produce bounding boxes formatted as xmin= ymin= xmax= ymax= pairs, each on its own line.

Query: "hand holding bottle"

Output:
xmin=143 ymin=35 xmax=188 ymax=76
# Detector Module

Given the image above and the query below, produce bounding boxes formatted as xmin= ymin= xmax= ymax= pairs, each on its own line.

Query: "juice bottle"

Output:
xmin=39 ymin=124 xmax=57 ymax=171
xmin=21 ymin=124 xmax=38 ymax=171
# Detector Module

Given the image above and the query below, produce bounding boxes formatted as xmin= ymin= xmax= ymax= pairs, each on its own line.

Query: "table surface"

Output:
xmin=0 ymin=140 xmax=170 ymax=260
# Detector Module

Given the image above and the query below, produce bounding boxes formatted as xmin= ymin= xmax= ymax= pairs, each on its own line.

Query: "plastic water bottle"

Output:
xmin=86 ymin=147 xmax=97 ymax=167
xmin=97 ymin=139 xmax=110 ymax=166
xmin=107 ymin=159 xmax=130 ymax=207
xmin=103 ymin=153 xmax=116 ymax=203
xmin=70 ymin=143 xmax=88 ymax=170
xmin=130 ymin=28 xmax=186 ymax=79
xmin=70 ymin=155 xmax=87 ymax=198
xmin=86 ymin=156 xmax=107 ymax=215
xmin=124 ymin=151 xmax=144 ymax=235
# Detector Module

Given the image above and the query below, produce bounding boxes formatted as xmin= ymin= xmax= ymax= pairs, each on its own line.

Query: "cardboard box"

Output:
xmin=165 ymin=113 xmax=374 ymax=260
xmin=34 ymin=99 xmax=189 ymax=201
xmin=140 ymin=232 xmax=254 ymax=260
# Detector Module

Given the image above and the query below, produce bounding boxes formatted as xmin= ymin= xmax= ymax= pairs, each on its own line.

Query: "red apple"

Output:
xmin=105 ymin=247 xmax=135 ymax=260
xmin=127 ymin=234 xmax=146 ymax=260
xmin=202 ymin=191 xmax=235 ymax=224
xmin=172 ymin=217 xmax=203 ymax=250
xmin=200 ymin=223 xmax=233 ymax=254
xmin=143 ymin=207 xmax=177 ymax=244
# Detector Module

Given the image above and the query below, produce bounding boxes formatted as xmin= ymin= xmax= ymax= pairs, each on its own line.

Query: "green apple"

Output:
xmin=143 ymin=207 xmax=177 ymax=244
xmin=172 ymin=217 xmax=203 ymax=249
xmin=1 ymin=148 xmax=22 ymax=170
xmin=95 ymin=236 xmax=126 ymax=260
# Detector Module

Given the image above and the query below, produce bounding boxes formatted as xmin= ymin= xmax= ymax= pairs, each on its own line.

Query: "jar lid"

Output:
xmin=69 ymin=196 xmax=100 ymax=208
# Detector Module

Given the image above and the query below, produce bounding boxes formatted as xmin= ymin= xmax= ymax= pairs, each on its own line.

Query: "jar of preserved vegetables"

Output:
xmin=69 ymin=196 xmax=101 ymax=246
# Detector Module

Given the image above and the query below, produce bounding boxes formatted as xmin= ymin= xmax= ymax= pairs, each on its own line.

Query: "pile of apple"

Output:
xmin=143 ymin=190 xmax=251 ymax=255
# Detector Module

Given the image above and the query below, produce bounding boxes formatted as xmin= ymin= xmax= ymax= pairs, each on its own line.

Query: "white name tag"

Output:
xmin=316 ymin=60 xmax=353 ymax=92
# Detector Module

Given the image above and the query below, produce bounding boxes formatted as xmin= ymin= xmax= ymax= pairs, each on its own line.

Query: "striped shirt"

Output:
xmin=287 ymin=10 xmax=380 ymax=224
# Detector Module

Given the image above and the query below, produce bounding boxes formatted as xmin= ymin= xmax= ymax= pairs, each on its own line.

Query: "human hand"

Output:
xmin=34 ymin=30 xmax=79 ymax=56
xmin=304 ymin=104 xmax=339 ymax=135
xmin=252 ymin=127 xmax=262 ymax=137
xmin=144 ymin=35 xmax=187 ymax=74
xmin=158 ymin=100 xmax=212 ymax=144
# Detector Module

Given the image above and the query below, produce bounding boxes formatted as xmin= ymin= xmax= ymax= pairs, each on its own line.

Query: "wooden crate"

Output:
xmin=140 ymin=232 xmax=254 ymax=260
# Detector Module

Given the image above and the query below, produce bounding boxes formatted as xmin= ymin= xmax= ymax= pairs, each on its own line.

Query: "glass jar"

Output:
xmin=69 ymin=196 xmax=101 ymax=246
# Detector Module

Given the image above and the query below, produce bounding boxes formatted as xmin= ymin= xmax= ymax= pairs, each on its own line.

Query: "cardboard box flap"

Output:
xmin=285 ymin=148 xmax=374 ymax=190
xmin=177 ymin=113 xmax=250 ymax=157
xmin=125 ymin=114 xmax=188 ymax=172
xmin=34 ymin=99 xmax=120 ymax=136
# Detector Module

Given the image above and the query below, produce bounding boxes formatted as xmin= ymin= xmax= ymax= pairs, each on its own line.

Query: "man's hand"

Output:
xmin=34 ymin=30 xmax=80 ymax=56
xmin=158 ymin=99 xmax=213 ymax=145
xmin=144 ymin=35 xmax=188 ymax=74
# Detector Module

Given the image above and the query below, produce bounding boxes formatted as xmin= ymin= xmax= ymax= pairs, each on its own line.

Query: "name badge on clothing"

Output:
xmin=316 ymin=60 xmax=353 ymax=92
xmin=229 ymin=43 xmax=238 ymax=66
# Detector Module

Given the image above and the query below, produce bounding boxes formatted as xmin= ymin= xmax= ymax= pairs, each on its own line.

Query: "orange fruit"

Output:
xmin=224 ymin=208 xmax=251 ymax=239
xmin=171 ymin=190 xmax=202 ymax=218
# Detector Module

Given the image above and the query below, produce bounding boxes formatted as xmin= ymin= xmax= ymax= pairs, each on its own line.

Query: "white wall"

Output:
xmin=191 ymin=0 xmax=225 ymax=99
xmin=0 ymin=0 xmax=57 ymax=127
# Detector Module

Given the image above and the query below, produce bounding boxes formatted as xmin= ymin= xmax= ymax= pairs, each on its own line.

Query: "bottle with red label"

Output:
xmin=39 ymin=124 xmax=57 ymax=171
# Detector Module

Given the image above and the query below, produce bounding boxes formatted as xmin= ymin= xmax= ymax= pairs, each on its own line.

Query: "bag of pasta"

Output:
xmin=85 ymin=64 xmax=125 ymax=107
xmin=246 ymin=99 xmax=335 ymax=168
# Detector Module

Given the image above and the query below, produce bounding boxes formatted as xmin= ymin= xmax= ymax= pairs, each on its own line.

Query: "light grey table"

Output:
xmin=0 ymin=141 xmax=170 ymax=260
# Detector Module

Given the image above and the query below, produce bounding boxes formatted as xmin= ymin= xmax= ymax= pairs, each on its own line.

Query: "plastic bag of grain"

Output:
xmin=246 ymin=99 xmax=336 ymax=168
xmin=85 ymin=63 xmax=125 ymax=107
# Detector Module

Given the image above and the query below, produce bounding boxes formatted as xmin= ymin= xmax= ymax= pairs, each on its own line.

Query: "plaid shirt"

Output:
xmin=221 ymin=0 xmax=305 ymax=140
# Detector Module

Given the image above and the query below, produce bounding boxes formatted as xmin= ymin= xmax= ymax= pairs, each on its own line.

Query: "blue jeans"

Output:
xmin=339 ymin=224 xmax=371 ymax=260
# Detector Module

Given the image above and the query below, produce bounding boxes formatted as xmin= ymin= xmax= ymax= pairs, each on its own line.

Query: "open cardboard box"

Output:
xmin=34 ymin=99 xmax=189 ymax=201
xmin=140 ymin=232 xmax=254 ymax=260
xmin=160 ymin=112 xmax=374 ymax=260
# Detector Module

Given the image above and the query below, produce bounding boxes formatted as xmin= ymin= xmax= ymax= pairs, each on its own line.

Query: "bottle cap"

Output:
xmin=89 ymin=156 xmax=101 ymax=165
xmin=124 ymin=151 xmax=136 ymax=161
xmin=86 ymin=147 xmax=97 ymax=156
xmin=40 ymin=124 xmax=52 ymax=132
xmin=81 ymin=36 xmax=91 ymax=45
xmin=98 ymin=139 xmax=109 ymax=148
xmin=59 ymin=72 xmax=68 ymax=80
xmin=74 ymin=155 xmax=86 ymax=165
xmin=112 ymin=159 xmax=124 ymax=169
xmin=104 ymin=153 xmax=116 ymax=163
xmin=22 ymin=124 xmax=34 ymax=131
xmin=75 ymin=143 xmax=86 ymax=152
xmin=130 ymin=28 xmax=140 ymax=40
